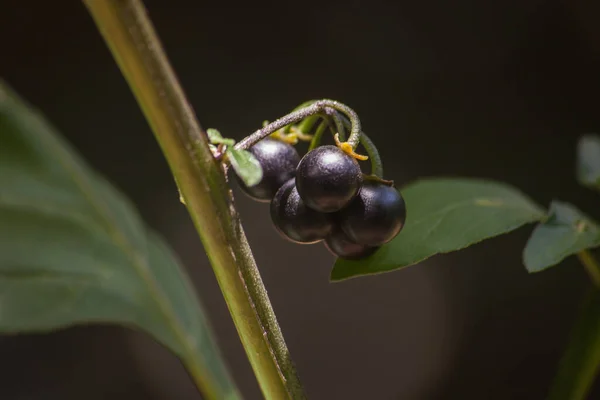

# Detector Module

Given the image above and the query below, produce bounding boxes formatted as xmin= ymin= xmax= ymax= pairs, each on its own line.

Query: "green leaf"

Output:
xmin=577 ymin=134 xmax=600 ymax=191
xmin=548 ymin=288 xmax=600 ymax=400
xmin=0 ymin=81 xmax=240 ymax=400
xmin=523 ymin=201 xmax=600 ymax=273
xmin=206 ymin=128 xmax=235 ymax=146
xmin=227 ymin=148 xmax=263 ymax=187
xmin=331 ymin=178 xmax=545 ymax=281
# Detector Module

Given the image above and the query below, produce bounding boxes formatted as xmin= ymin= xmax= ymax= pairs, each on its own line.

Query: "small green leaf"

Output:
xmin=0 ymin=81 xmax=240 ymax=399
xmin=548 ymin=288 xmax=600 ymax=400
xmin=207 ymin=128 xmax=235 ymax=146
xmin=523 ymin=202 xmax=600 ymax=273
xmin=331 ymin=178 xmax=545 ymax=281
xmin=577 ymin=134 xmax=600 ymax=190
xmin=227 ymin=148 xmax=263 ymax=187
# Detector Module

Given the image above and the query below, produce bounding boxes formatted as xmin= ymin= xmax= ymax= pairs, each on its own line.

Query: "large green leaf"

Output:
xmin=523 ymin=202 xmax=600 ymax=273
xmin=548 ymin=288 xmax=600 ymax=400
xmin=331 ymin=178 xmax=545 ymax=281
xmin=576 ymin=134 xmax=600 ymax=191
xmin=0 ymin=81 xmax=240 ymax=400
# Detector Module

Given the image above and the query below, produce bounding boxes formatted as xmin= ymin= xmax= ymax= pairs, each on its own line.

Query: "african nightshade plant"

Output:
xmin=0 ymin=1 xmax=599 ymax=399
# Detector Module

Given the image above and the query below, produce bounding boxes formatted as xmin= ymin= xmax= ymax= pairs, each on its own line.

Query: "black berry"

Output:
xmin=234 ymin=138 xmax=300 ymax=202
xmin=295 ymin=145 xmax=363 ymax=213
xmin=339 ymin=180 xmax=406 ymax=246
xmin=324 ymin=228 xmax=378 ymax=260
xmin=270 ymin=179 xmax=333 ymax=244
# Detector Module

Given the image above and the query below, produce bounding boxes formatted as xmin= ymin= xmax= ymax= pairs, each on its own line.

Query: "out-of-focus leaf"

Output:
xmin=576 ymin=134 xmax=600 ymax=191
xmin=0 ymin=81 xmax=240 ymax=400
xmin=523 ymin=202 xmax=600 ymax=273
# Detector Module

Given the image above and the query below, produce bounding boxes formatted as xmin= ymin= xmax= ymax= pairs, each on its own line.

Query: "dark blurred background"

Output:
xmin=2 ymin=0 xmax=600 ymax=399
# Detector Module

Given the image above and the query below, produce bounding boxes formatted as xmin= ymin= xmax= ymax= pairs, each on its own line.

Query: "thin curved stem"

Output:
xmin=308 ymin=119 xmax=331 ymax=151
xmin=235 ymin=99 xmax=361 ymax=151
xmin=296 ymin=114 xmax=320 ymax=134
xmin=290 ymin=100 xmax=345 ymax=141
xmin=83 ymin=1 xmax=305 ymax=399
xmin=359 ymin=132 xmax=384 ymax=178
xmin=338 ymin=114 xmax=384 ymax=177
xmin=326 ymin=108 xmax=346 ymax=141
xmin=287 ymin=100 xmax=320 ymax=133
xmin=547 ymin=287 xmax=600 ymax=400
xmin=291 ymin=99 xmax=320 ymax=112
xmin=578 ymin=250 xmax=600 ymax=287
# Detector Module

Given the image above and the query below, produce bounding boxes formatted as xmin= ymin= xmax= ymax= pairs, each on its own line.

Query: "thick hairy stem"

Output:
xmin=82 ymin=1 xmax=305 ymax=399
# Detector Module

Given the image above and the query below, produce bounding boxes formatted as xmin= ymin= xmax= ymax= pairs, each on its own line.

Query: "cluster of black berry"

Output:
xmin=234 ymin=138 xmax=406 ymax=260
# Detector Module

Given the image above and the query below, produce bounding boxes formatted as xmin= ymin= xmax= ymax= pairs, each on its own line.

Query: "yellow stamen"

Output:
xmin=289 ymin=126 xmax=314 ymax=141
xmin=270 ymin=130 xmax=298 ymax=145
xmin=334 ymin=133 xmax=368 ymax=161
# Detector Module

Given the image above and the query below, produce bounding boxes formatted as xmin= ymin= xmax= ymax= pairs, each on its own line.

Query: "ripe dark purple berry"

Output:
xmin=296 ymin=145 xmax=362 ymax=213
xmin=339 ymin=180 xmax=406 ymax=247
xmin=324 ymin=228 xmax=378 ymax=260
xmin=270 ymin=179 xmax=333 ymax=244
xmin=234 ymin=138 xmax=300 ymax=202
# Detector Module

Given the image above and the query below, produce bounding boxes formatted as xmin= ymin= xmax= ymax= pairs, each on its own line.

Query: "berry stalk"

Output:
xmin=308 ymin=119 xmax=333 ymax=151
xmin=234 ymin=99 xmax=385 ymax=178
xmin=337 ymin=113 xmax=384 ymax=177
xmin=235 ymin=99 xmax=361 ymax=151
xmin=83 ymin=1 xmax=305 ymax=399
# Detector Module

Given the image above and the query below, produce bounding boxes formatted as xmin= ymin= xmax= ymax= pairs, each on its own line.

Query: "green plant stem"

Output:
xmin=235 ymin=99 xmax=361 ymax=151
xmin=295 ymin=114 xmax=321 ymax=135
xmin=82 ymin=1 xmax=305 ymax=399
xmin=288 ymin=100 xmax=319 ymax=133
xmin=291 ymin=100 xmax=350 ymax=145
xmin=577 ymin=249 xmax=600 ymax=287
xmin=295 ymin=112 xmax=343 ymax=141
xmin=337 ymin=114 xmax=384 ymax=177
xmin=549 ymin=250 xmax=600 ymax=400
xmin=328 ymin=109 xmax=346 ymax=141
xmin=548 ymin=288 xmax=600 ymax=400
xmin=308 ymin=120 xmax=331 ymax=151
xmin=303 ymin=111 xmax=383 ymax=177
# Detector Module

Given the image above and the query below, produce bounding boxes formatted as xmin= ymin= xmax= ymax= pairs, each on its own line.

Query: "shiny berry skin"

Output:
xmin=324 ymin=228 xmax=378 ymax=260
xmin=339 ymin=180 xmax=406 ymax=246
xmin=296 ymin=145 xmax=362 ymax=213
xmin=234 ymin=138 xmax=300 ymax=202
xmin=270 ymin=179 xmax=333 ymax=244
